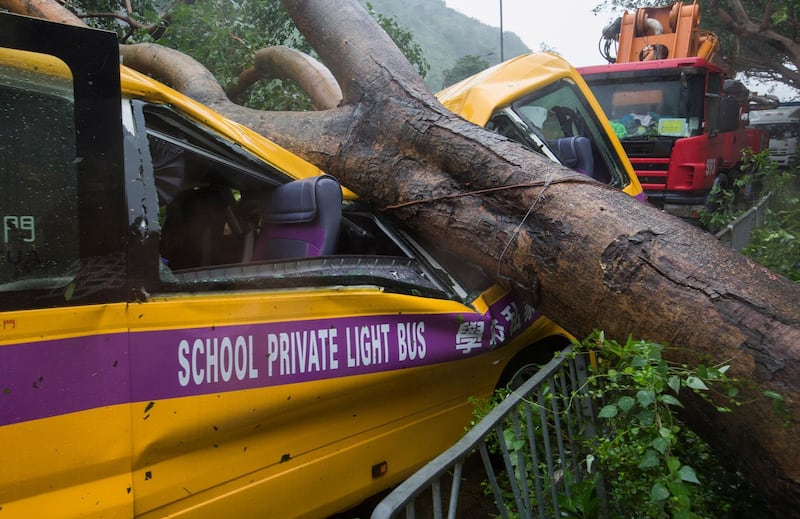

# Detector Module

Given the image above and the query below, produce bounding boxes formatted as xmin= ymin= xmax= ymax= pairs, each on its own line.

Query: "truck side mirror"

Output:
xmin=717 ymin=97 xmax=741 ymax=133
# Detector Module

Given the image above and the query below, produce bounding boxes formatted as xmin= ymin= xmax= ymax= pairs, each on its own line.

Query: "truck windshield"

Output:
xmin=505 ymin=78 xmax=631 ymax=189
xmin=761 ymin=123 xmax=800 ymax=140
xmin=588 ymin=74 xmax=706 ymax=140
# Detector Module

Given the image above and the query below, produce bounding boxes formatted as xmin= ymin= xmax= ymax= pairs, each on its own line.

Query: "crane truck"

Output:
xmin=577 ymin=1 xmax=767 ymax=219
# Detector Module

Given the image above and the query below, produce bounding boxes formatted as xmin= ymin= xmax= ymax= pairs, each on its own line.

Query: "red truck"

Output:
xmin=577 ymin=2 xmax=766 ymax=219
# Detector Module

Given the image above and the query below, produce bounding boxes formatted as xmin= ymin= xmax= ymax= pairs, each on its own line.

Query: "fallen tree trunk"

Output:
xmin=4 ymin=0 xmax=799 ymax=512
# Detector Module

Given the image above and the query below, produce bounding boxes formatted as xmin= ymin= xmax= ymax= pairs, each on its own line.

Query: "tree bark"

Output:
xmin=4 ymin=0 xmax=799 ymax=513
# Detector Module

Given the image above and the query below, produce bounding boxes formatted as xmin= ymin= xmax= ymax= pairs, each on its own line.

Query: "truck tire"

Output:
xmin=704 ymin=172 xmax=729 ymax=214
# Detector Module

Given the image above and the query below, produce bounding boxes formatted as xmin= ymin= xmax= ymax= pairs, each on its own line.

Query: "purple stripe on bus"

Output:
xmin=0 ymin=334 xmax=129 ymax=425
xmin=1 ymin=294 xmax=540 ymax=426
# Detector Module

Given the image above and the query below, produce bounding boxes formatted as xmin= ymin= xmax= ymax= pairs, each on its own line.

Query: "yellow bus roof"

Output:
xmin=437 ymin=52 xmax=580 ymax=127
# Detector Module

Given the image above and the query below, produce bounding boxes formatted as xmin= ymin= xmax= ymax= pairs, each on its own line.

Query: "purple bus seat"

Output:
xmin=252 ymin=175 xmax=343 ymax=260
xmin=551 ymin=136 xmax=595 ymax=178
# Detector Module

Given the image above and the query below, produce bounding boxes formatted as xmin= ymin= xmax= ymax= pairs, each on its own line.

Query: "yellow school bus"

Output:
xmin=0 ymin=14 xmax=572 ymax=518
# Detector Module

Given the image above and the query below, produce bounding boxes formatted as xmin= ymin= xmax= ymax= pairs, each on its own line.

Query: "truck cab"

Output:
xmin=578 ymin=1 xmax=761 ymax=219
xmin=748 ymin=106 xmax=800 ymax=168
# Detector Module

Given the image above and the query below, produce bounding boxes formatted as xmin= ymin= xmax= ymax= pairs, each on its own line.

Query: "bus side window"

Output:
xmin=0 ymin=57 xmax=79 ymax=300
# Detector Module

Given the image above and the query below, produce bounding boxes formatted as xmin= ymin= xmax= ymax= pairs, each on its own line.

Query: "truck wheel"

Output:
xmin=742 ymin=175 xmax=762 ymax=205
xmin=704 ymin=173 xmax=729 ymax=213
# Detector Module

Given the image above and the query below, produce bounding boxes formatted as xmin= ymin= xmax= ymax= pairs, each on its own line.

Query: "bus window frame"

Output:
xmin=0 ymin=13 xmax=128 ymax=309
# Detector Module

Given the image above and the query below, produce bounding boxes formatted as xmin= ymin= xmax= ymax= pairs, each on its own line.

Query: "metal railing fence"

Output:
xmin=715 ymin=193 xmax=772 ymax=250
xmin=370 ymin=348 xmax=599 ymax=519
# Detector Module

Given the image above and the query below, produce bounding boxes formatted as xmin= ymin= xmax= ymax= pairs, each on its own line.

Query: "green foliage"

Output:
xmin=474 ymin=332 xmax=767 ymax=518
xmin=441 ymin=54 xmax=491 ymax=88
xmin=700 ymin=149 xmax=800 ymax=281
xmin=698 ymin=180 xmax=737 ymax=233
xmin=68 ymin=0 xmax=430 ymax=111
xmin=699 ymin=149 xmax=771 ymax=232
xmin=158 ymin=0 xmax=311 ymax=111
xmin=575 ymin=332 xmax=748 ymax=518
xmin=742 ymin=166 xmax=800 ymax=282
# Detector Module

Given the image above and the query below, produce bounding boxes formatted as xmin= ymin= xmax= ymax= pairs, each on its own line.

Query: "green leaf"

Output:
xmin=678 ymin=465 xmax=701 ymax=484
xmin=637 ymin=408 xmax=655 ymax=426
xmin=764 ymin=390 xmax=785 ymax=401
xmin=636 ymin=389 xmax=655 ymax=408
xmin=617 ymin=395 xmax=636 ymax=413
xmin=638 ymin=449 xmax=660 ymax=468
xmin=652 ymin=436 xmax=671 ymax=454
xmin=667 ymin=457 xmax=681 ymax=473
xmin=598 ymin=404 xmax=618 ymax=419
xmin=650 ymin=482 xmax=670 ymax=502
xmin=668 ymin=479 xmax=691 ymax=499
xmin=667 ymin=375 xmax=681 ymax=394
xmin=660 ymin=394 xmax=683 ymax=407
xmin=686 ymin=376 xmax=709 ymax=391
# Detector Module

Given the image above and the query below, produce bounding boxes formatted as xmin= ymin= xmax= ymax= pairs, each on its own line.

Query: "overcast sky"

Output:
xmin=443 ymin=0 xmax=617 ymax=67
xmin=443 ymin=0 xmax=797 ymax=100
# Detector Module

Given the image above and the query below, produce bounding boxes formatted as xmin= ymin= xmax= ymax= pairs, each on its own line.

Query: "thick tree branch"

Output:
xmin=710 ymin=0 xmax=800 ymax=65
xmin=278 ymin=0 xmax=431 ymax=106
xmin=120 ymin=43 xmax=229 ymax=106
xmin=226 ymin=46 xmax=342 ymax=109
xmin=0 ymin=0 xmax=83 ymax=26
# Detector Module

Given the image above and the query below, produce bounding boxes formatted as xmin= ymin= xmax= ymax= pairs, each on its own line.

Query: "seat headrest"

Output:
xmin=251 ymin=175 xmax=342 ymax=260
xmin=259 ymin=175 xmax=340 ymax=223
xmin=550 ymin=136 xmax=594 ymax=178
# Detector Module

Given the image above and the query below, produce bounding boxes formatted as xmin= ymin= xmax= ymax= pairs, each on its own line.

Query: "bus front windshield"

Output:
xmin=507 ymin=79 xmax=631 ymax=189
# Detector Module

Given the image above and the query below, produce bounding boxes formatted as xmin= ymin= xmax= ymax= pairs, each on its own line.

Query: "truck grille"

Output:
xmin=622 ymin=139 xmax=674 ymax=158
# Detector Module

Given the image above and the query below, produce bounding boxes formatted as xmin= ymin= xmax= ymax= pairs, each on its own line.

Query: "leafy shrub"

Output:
xmin=700 ymin=150 xmax=800 ymax=281
xmin=574 ymin=332 xmax=756 ymax=518
xmin=474 ymin=332 xmax=765 ymax=518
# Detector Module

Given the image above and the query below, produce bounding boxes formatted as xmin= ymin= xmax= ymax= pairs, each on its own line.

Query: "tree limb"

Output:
xmin=0 ymin=0 xmax=84 ymax=26
xmin=120 ymin=43 xmax=229 ymax=106
xmin=226 ymin=46 xmax=342 ymax=110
